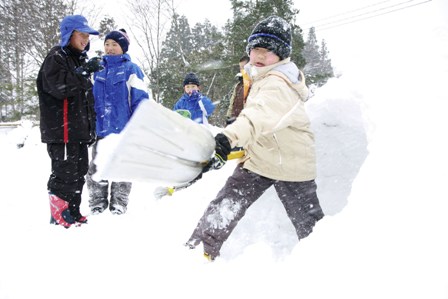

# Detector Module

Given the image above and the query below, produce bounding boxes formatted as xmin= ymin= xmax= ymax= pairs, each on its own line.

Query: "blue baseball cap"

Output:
xmin=60 ymin=15 xmax=99 ymax=47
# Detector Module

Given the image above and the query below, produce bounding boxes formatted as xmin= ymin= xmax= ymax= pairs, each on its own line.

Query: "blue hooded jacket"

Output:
xmin=93 ymin=54 xmax=149 ymax=137
xmin=173 ymin=91 xmax=215 ymax=124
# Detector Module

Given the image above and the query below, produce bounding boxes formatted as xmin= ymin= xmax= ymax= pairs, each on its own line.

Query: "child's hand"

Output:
xmin=75 ymin=57 xmax=104 ymax=77
xmin=202 ymin=133 xmax=231 ymax=173
xmin=84 ymin=57 xmax=104 ymax=73
xmin=189 ymin=90 xmax=201 ymax=100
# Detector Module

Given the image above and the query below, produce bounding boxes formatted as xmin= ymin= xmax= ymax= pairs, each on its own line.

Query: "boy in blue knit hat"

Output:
xmin=86 ymin=29 xmax=149 ymax=215
xmin=173 ymin=72 xmax=215 ymax=125
xmin=37 ymin=15 xmax=102 ymax=228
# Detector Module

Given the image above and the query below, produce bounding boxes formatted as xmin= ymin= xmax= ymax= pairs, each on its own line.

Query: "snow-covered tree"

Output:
xmin=157 ymin=14 xmax=194 ymax=107
xmin=0 ymin=0 xmax=74 ymax=121
xmin=303 ymin=27 xmax=334 ymax=86
xmin=319 ymin=39 xmax=334 ymax=78
xmin=303 ymin=28 xmax=320 ymax=77
xmin=95 ymin=17 xmax=117 ymax=57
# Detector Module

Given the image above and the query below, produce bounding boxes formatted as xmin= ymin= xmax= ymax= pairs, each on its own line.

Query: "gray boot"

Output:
xmin=87 ymin=174 xmax=109 ymax=214
xmin=110 ymin=181 xmax=132 ymax=215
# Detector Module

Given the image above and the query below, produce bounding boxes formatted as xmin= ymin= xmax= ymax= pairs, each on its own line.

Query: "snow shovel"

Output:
xmin=153 ymin=149 xmax=245 ymax=199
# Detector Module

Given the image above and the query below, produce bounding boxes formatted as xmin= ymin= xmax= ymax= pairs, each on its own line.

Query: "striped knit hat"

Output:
xmin=246 ymin=16 xmax=292 ymax=60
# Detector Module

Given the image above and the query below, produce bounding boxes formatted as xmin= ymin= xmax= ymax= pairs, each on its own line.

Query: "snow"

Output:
xmin=1 ymin=1 xmax=448 ymax=298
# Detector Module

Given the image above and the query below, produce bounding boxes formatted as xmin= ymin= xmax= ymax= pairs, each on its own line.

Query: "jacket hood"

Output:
xmin=246 ymin=58 xmax=298 ymax=81
xmin=272 ymin=60 xmax=300 ymax=84
xmin=60 ymin=15 xmax=99 ymax=47
xmin=247 ymin=58 xmax=308 ymax=102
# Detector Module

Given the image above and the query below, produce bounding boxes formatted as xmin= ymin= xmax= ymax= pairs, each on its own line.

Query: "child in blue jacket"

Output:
xmin=87 ymin=29 xmax=149 ymax=215
xmin=173 ymin=73 xmax=215 ymax=124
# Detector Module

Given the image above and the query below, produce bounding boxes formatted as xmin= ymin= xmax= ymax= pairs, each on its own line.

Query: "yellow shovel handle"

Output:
xmin=227 ymin=150 xmax=245 ymax=160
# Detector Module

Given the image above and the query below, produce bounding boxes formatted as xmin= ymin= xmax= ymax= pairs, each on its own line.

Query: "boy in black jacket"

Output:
xmin=36 ymin=15 xmax=102 ymax=228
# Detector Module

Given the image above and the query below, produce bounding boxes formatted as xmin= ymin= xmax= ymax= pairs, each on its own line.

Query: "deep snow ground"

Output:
xmin=1 ymin=0 xmax=448 ymax=298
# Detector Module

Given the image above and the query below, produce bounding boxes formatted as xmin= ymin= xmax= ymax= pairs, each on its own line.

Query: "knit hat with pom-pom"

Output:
xmin=105 ymin=29 xmax=130 ymax=53
xmin=246 ymin=16 xmax=292 ymax=60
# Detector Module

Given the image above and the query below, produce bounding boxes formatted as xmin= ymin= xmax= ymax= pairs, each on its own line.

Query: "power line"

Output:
xmin=313 ymin=0 xmax=419 ymax=28
xmin=300 ymin=0 xmax=392 ymax=26
xmin=302 ymin=0 xmax=432 ymax=32
xmin=317 ymin=0 xmax=432 ymax=31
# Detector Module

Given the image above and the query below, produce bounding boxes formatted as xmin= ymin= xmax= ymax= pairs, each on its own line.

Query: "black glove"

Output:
xmin=215 ymin=133 xmax=231 ymax=162
xmin=75 ymin=57 xmax=104 ymax=77
xmin=202 ymin=133 xmax=232 ymax=173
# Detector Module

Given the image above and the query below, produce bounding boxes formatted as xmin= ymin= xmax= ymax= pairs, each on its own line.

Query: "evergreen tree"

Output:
xmin=157 ymin=14 xmax=194 ymax=108
xmin=98 ymin=17 xmax=116 ymax=36
xmin=157 ymin=15 xmax=232 ymax=126
xmin=319 ymin=39 xmax=334 ymax=79
xmin=189 ymin=20 xmax=230 ymax=126
xmin=0 ymin=0 xmax=332 ymax=123
xmin=0 ymin=0 xmax=74 ymax=121
xmin=224 ymin=0 xmax=305 ymax=67
xmin=96 ymin=17 xmax=117 ymax=57
xmin=303 ymin=27 xmax=333 ymax=86
xmin=303 ymin=27 xmax=320 ymax=78
xmin=211 ymin=0 xmax=306 ymax=126
xmin=28 ymin=0 xmax=74 ymax=65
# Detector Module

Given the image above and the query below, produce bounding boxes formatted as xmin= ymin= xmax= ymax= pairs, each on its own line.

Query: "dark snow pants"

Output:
xmin=86 ymin=140 xmax=132 ymax=211
xmin=46 ymin=143 xmax=89 ymax=217
xmin=187 ymin=164 xmax=325 ymax=258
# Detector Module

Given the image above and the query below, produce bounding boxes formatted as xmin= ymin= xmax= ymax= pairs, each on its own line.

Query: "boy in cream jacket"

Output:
xmin=186 ymin=16 xmax=325 ymax=261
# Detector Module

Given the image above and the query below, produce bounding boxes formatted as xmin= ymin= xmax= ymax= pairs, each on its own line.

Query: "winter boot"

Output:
xmin=49 ymin=193 xmax=76 ymax=228
xmin=185 ymin=238 xmax=201 ymax=249
xmin=110 ymin=204 xmax=126 ymax=215
xmin=87 ymin=176 xmax=109 ymax=214
xmin=76 ymin=215 xmax=88 ymax=224
xmin=110 ymin=181 xmax=131 ymax=215
xmin=70 ymin=192 xmax=88 ymax=224
xmin=185 ymin=226 xmax=203 ymax=249
xmin=203 ymin=252 xmax=216 ymax=262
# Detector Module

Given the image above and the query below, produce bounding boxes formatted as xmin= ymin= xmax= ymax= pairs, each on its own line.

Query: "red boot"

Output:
xmin=49 ymin=193 xmax=76 ymax=228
